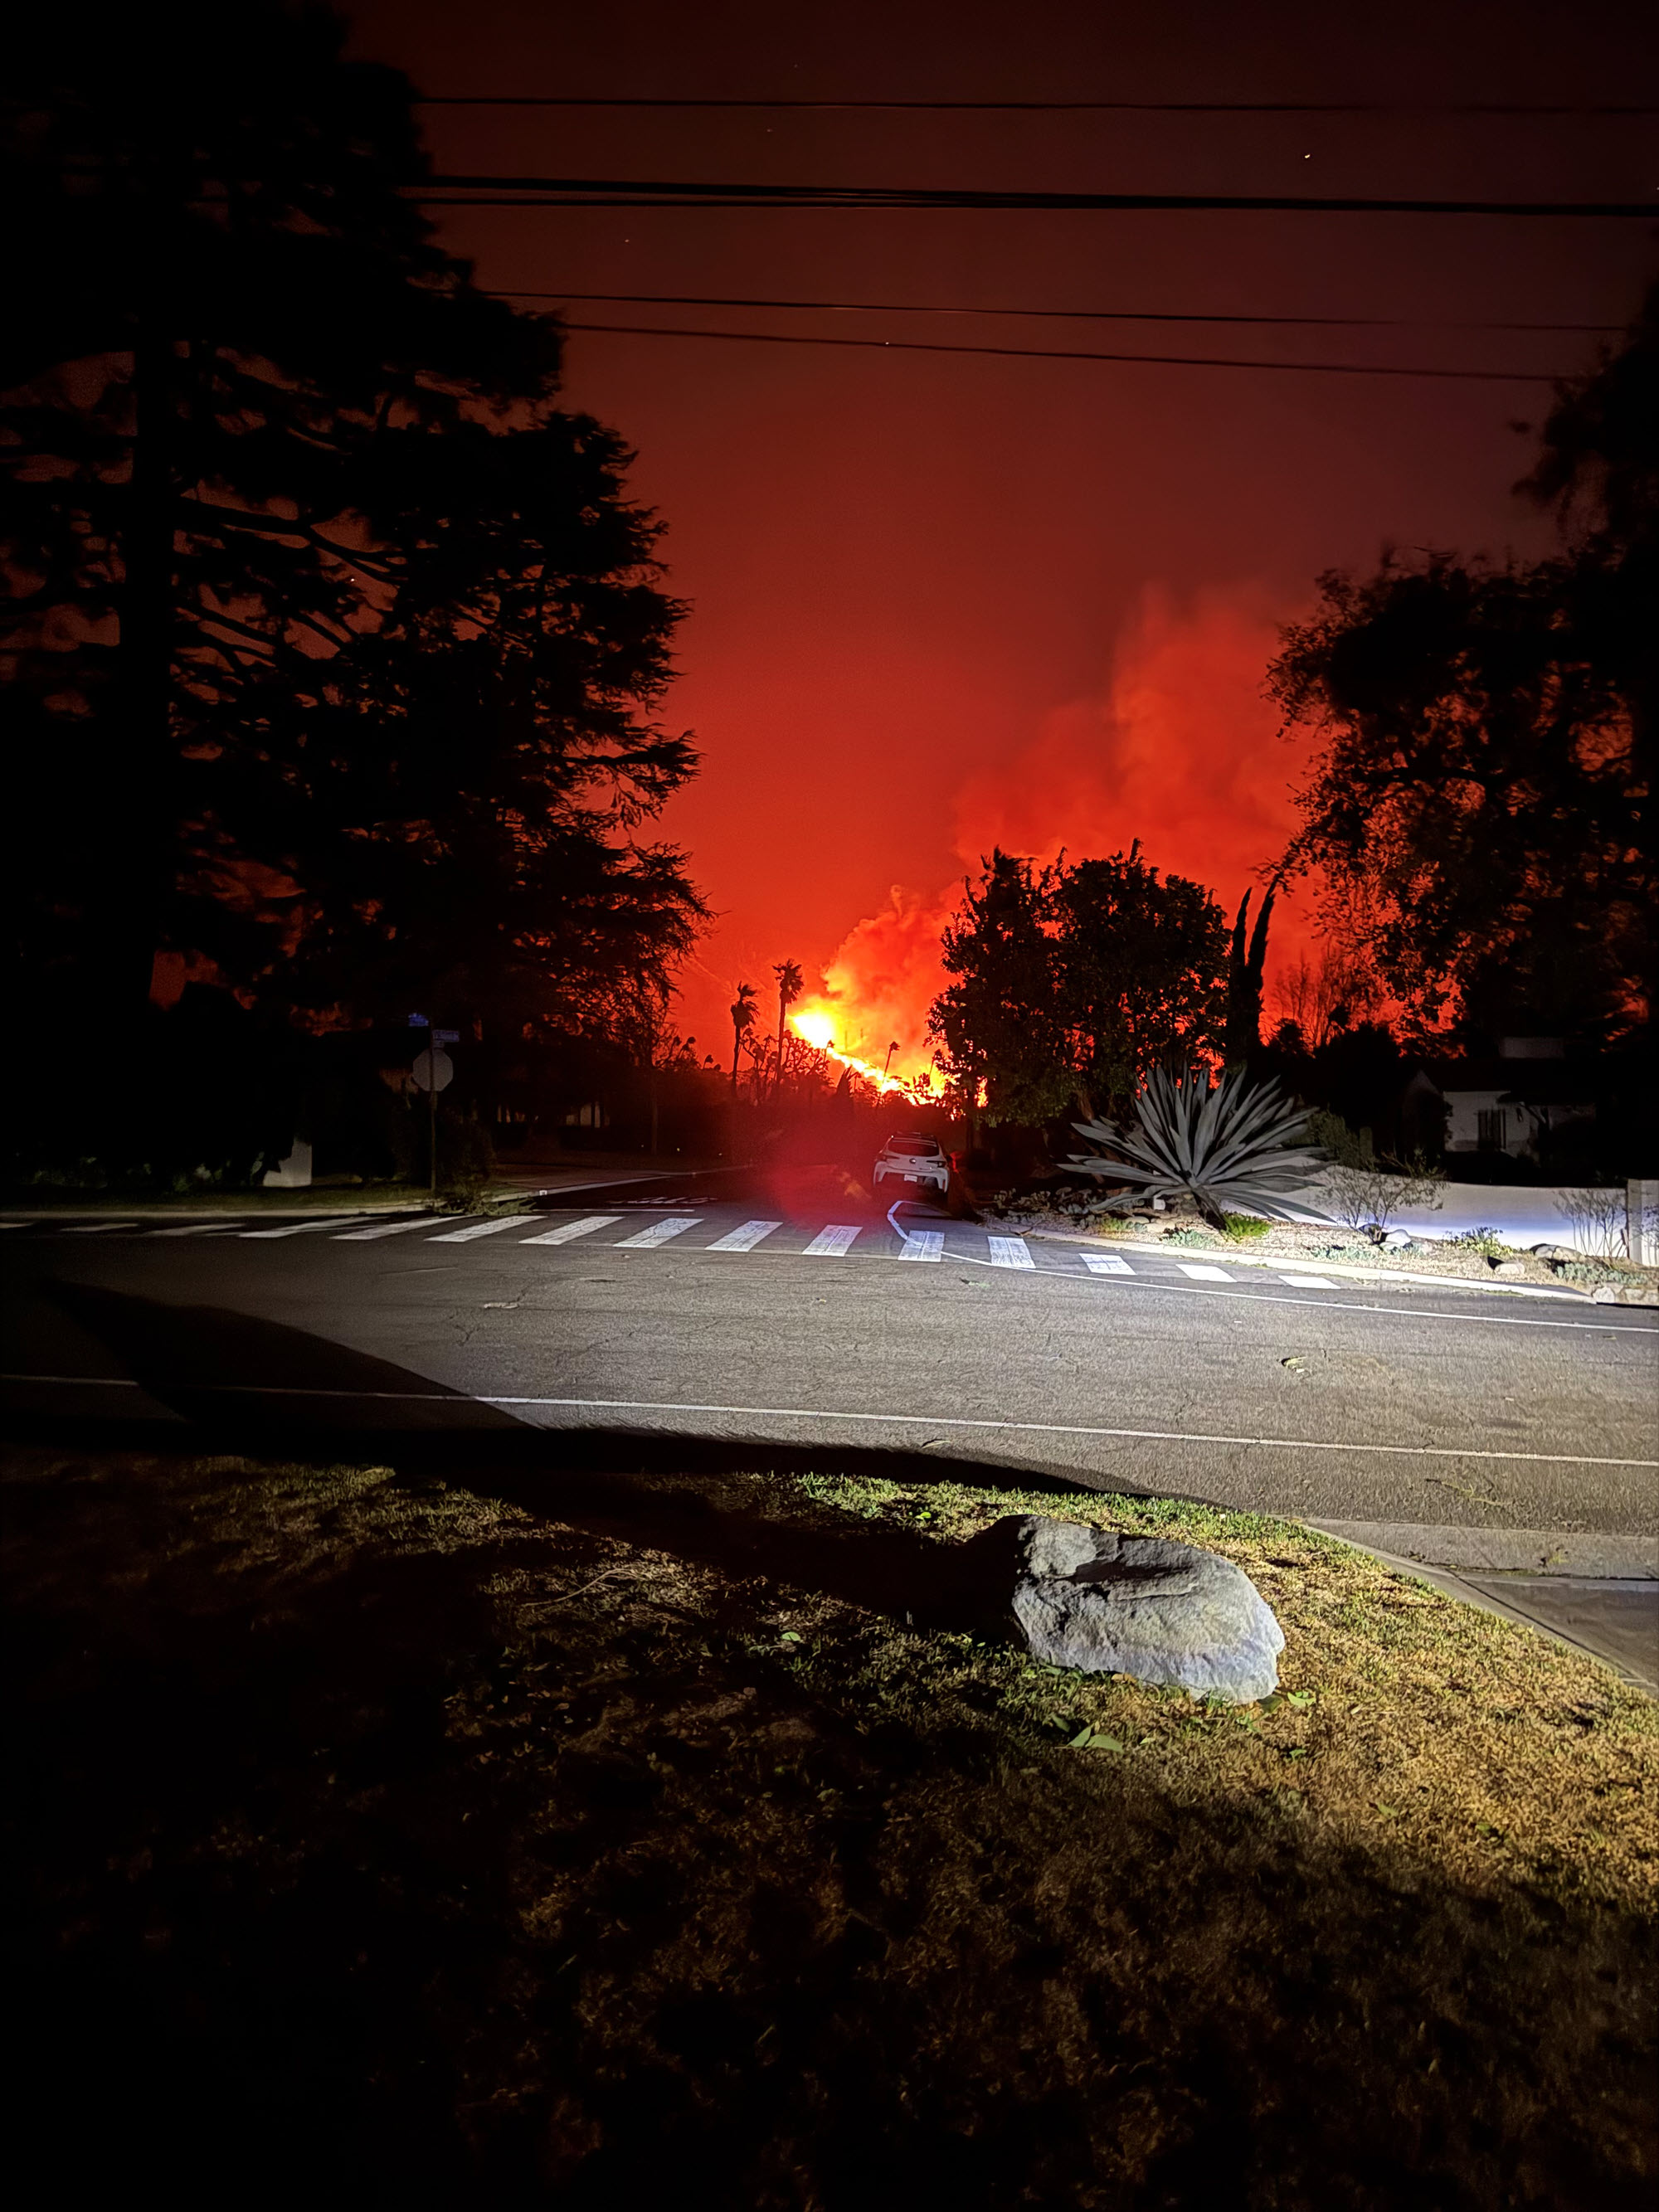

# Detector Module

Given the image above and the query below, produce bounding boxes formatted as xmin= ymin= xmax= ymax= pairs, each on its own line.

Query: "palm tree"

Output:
xmin=771 ymin=958 xmax=804 ymax=1100
xmin=729 ymin=981 xmax=758 ymax=1094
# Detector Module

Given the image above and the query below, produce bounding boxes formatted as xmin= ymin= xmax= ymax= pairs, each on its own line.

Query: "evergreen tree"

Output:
xmin=1056 ymin=847 xmax=1230 ymax=1113
xmin=2 ymin=3 xmax=701 ymax=1152
xmin=930 ymin=852 xmax=1070 ymax=1126
xmin=1270 ymin=285 xmax=1656 ymax=1041
xmin=932 ymin=848 xmax=1235 ymax=1127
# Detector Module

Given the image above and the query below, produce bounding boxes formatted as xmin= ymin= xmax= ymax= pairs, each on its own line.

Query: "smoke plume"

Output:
xmin=801 ymin=583 xmax=1312 ymax=1082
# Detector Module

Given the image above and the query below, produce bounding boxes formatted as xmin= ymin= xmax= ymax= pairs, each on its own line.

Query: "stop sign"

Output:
xmin=411 ymin=1048 xmax=454 ymax=1092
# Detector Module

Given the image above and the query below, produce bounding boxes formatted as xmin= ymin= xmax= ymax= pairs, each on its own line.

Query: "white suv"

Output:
xmin=873 ymin=1133 xmax=950 ymax=1202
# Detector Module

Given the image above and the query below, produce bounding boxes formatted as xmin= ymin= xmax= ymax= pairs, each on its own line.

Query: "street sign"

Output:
xmin=434 ymin=1028 xmax=460 ymax=1044
xmin=411 ymin=1048 xmax=454 ymax=1092
xmin=408 ymin=1012 xmax=429 ymax=1028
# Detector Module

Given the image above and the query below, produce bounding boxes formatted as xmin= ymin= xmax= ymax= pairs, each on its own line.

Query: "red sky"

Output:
xmin=353 ymin=0 xmax=1655 ymax=1079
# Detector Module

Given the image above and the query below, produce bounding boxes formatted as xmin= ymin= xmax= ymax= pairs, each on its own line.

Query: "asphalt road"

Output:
xmin=5 ymin=1185 xmax=1654 ymax=1543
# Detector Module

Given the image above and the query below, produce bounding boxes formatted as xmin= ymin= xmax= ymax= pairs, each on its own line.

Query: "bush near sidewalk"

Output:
xmin=3 ymin=1446 xmax=1653 ymax=2205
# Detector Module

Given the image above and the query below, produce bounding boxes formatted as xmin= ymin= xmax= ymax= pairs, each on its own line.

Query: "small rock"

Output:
xmin=1380 ymin=1229 xmax=1416 ymax=1250
xmin=1529 ymin=1243 xmax=1578 ymax=1262
xmin=957 ymin=1515 xmax=1285 ymax=1704
xmin=1490 ymin=1257 xmax=1528 ymax=1278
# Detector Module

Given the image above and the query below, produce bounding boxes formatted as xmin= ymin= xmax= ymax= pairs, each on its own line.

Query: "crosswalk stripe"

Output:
xmin=706 ymin=1219 xmax=782 ymax=1252
xmin=148 ymin=1221 xmax=246 ymax=1237
xmin=898 ymin=1230 xmax=944 ymax=1262
xmin=60 ymin=1222 xmax=140 ymax=1235
xmin=1082 ymin=1252 xmax=1134 ymax=1276
xmin=803 ymin=1224 xmax=860 ymax=1257
xmin=333 ymin=1217 xmax=448 ymax=1241
xmin=519 ymin=1214 xmax=624 ymax=1247
xmin=240 ymin=1217 xmax=371 ymax=1239
xmin=987 ymin=1235 xmax=1034 ymax=1271
xmin=1279 ymin=1273 xmax=1339 ymax=1289
xmin=615 ymin=1216 xmax=703 ymax=1249
xmin=1176 ymin=1262 xmax=1233 ymax=1281
xmin=427 ymin=1214 xmax=541 ymax=1243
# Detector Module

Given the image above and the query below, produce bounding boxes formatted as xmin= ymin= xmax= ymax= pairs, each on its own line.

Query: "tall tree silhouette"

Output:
xmin=1224 ymin=877 xmax=1282 ymax=1068
xmin=930 ymin=853 xmax=1069 ymax=1126
xmin=1057 ymin=846 xmax=1230 ymax=1113
xmin=1272 ymin=286 xmax=1656 ymax=1040
xmin=771 ymin=960 xmax=804 ymax=1099
xmin=931 ymin=848 xmax=1228 ymax=1125
xmin=2 ymin=2 xmax=703 ymax=1151
xmin=729 ymin=982 xmax=758 ymax=1093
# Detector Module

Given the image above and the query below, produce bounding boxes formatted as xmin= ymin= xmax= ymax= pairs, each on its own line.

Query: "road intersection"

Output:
xmin=6 ymin=1194 xmax=1653 ymax=1519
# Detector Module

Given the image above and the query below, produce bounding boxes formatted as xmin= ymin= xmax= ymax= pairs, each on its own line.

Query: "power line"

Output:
xmin=418 ymin=173 xmax=1656 ymax=216
xmin=416 ymin=96 xmax=1659 ymax=116
xmin=557 ymin=318 xmax=1563 ymax=380
xmin=494 ymin=287 xmax=1620 ymax=333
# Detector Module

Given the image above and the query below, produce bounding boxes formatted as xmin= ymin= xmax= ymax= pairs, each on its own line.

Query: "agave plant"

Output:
xmin=1068 ymin=1066 xmax=1326 ymax=1227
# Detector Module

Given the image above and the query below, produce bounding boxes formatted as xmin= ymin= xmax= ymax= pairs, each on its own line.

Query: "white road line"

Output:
xmin=1279 ymin=1273 xmax=1339 ymax=1290
xmin=427 ymin=1214 xmax=541 ymax=1243
xmin=332 ymin=1217 xmax=448 ymax=1241
xmin=1082 ymin=1253 xmax=1134 ymax=1276
xmin=519 ymin=1214 xmax=624 ymax=1247
xmin=988 ymin=1235 xmax=1035 ymax=1271
xmin=1176 ymin=1262 xmax=1233 ymax=1281
xmin=898 ymin=1230 xmax=944 ymax=1262
xmin=239 ymin=1217 xmax=371 ymax=1239
xmin=147 ymin=1221 xmax=246 ymax=1237
xmin=613 ymin=1216 xmax=703 ymax=1249
xmin=60 ymin=1222 xmax=141 ymax=1235
xmin=705 ymin=1219 xmax=783 ymax=1252
xmin=802 ymin=1224 xmax=860 ymax=1257
xmin=28 ymin=1370 xmax=1639 ymax=1469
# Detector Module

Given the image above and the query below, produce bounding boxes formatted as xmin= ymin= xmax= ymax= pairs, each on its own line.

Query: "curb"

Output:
xmin=1309 ymin=1525 xmax=1657 ymax=1696
xmin=1011 ymin=1224 xmax=1601 ymax=1303
xmin=0 ymin=1198 xmax=439 ymax=1221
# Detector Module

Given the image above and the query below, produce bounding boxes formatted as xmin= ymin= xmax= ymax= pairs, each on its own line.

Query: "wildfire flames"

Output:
xmin=789 ymin=1007 xmax=932 ymax=1096
xmin=754 ymin=586 xmax=1314 ymax=1093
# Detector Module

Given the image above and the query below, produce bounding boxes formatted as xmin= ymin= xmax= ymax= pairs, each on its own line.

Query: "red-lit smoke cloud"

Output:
xmin=800 ymin=583 xmax=1314 ymax=1081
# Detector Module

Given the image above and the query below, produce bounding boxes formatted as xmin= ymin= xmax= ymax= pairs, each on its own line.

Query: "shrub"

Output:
xmin=1321 ymin=1150 xmax=1446 ymax=1237
xmin=1068 ymin=1067 xmax=1326 ymax=1229
xmin=1554 ymin=1186 xmax=1628 ymax=1262
xmin=1443 ymin=1226 xmax=1510 ymax=1257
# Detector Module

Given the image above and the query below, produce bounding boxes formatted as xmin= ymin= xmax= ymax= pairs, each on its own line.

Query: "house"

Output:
xmin=1400 ymin=1037 xmax=1598 ymax=1164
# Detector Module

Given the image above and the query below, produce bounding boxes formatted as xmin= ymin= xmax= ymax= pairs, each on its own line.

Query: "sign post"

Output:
xmin=409 ymin=1016 xmax=460 ymax=1197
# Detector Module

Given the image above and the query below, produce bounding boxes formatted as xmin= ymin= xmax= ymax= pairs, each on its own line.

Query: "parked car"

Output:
xmin=873 ymin=1132 xmax=950 ymax=1202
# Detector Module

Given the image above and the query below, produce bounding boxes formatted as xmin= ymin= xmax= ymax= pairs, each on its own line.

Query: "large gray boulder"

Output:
xmin=957 ymin=1514 xmax=1284 ymax=1704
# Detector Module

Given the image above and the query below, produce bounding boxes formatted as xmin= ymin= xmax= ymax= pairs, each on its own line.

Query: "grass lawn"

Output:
xmin=3 ymin=1444 xmax=1654 ymax=2206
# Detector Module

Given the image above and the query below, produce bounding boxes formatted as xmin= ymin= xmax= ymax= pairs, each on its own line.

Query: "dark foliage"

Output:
xmin=1271 ymin=285 xmax=1657 ymax=1043
xmin=1053 ymin=848 xmax=1230 ymax=1115
xmin=1224 ymin=878 xmax=1280 ymax=1067
xmin=931 ymin=853 xmax=1072 ymax=1126
xmin=2 ymin=3 xmax=702 ymax=1159
xmin=931 ymin=847 xmax=1228 ymax=1125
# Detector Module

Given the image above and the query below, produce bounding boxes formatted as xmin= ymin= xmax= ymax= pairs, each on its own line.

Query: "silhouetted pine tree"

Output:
xmin=2 ymin=3 xmax=701 ymax=1155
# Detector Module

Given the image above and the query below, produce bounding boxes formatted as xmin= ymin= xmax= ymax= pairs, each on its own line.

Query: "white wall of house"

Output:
xmin=1442 ymin=1091 xmax=1596 ymax=1160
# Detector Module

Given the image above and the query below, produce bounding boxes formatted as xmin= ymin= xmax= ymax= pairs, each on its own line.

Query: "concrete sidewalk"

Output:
xmin=1313 ymin=1519 xmax=1658 ymax=1693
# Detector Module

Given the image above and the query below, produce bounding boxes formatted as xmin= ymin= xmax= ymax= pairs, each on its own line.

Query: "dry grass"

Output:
xmin=800 ymin=1473 xmax=1658 ymax=1903
xmin=3 ymin=1443 xmax=1654 ymax=2208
